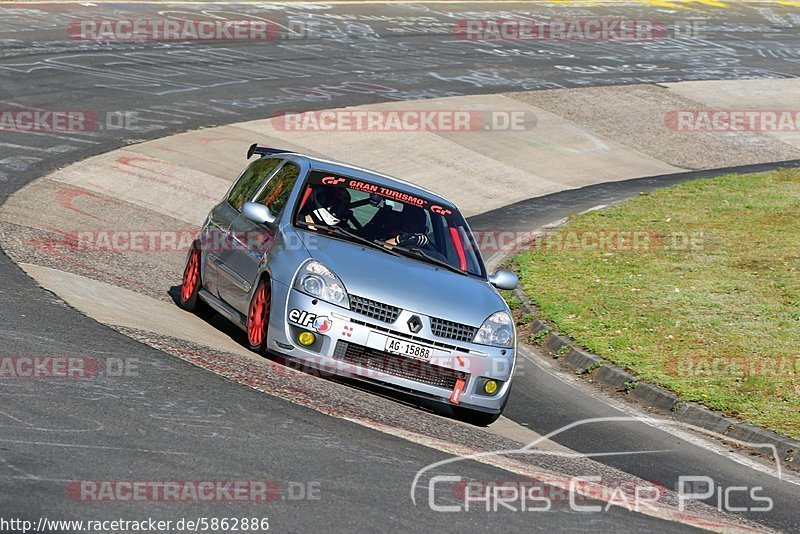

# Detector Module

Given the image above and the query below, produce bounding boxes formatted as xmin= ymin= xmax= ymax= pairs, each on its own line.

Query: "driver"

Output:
xmin=304 ymin=186 xmax=351 ymax=227
xmin=386 ymin=205 xmax=429 ymax=248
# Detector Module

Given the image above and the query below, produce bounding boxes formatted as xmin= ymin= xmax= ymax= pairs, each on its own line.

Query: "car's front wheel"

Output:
xmin=452 ymin=407 xmax=502 ymax=427
xmin=451 ymin=384 xmax=511 ymax=426
xmin=247 ymin=278 xmax=271 ymax=354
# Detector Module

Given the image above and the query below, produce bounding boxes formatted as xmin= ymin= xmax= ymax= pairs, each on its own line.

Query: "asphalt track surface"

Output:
xmin=1 ymin=1 xmax=799 ymax=531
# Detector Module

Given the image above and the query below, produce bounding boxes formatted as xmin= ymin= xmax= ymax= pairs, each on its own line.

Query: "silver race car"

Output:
xmin=179 ymin=144 xmax=519 ymax=425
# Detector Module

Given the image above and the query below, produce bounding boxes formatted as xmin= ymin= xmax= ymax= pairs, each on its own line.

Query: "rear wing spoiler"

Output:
xmin=247 ymin=143 xmax=293 ymax=159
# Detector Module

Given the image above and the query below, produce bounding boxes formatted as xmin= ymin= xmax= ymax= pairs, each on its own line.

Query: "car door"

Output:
xmin=218 ymin=160 xmax=303 ymax=314
xmin=199 ymin=201 xmax=235 ymax=298
xmin=212 ymin=157 xmax=284 ymax=307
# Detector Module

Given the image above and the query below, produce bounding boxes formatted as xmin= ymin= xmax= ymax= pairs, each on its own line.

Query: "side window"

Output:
xmin=254 ymin=162 xmax=301 ymax=218
xmin=227 ymin=158 xmax=282 ymax=211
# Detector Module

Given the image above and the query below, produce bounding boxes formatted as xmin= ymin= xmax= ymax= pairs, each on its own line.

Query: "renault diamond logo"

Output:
xmin=408 ymin=315 xmax=423 ymax=334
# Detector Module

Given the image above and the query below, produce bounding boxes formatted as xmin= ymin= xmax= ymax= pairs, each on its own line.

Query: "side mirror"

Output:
xmin=489 ymin=269 xmax=519 ymax=291
xmin=242 ymin=202 xmax=277 ymax=226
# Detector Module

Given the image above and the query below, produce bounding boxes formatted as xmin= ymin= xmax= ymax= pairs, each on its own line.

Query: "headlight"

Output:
xmin=294 ymin=260 xmax=349 ymax=308
xmin=473 ymin=311 xmax=514 ymax=348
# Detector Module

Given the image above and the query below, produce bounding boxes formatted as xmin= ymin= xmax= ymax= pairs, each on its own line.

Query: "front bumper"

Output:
xmin=267 ymin=286 xmax=516 ymax=413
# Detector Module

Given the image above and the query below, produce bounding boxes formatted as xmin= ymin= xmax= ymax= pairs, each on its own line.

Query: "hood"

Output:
xmin=299 ymin=230 xmax=505 ymax=327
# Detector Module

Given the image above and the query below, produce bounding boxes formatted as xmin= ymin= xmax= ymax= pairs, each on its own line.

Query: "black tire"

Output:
xmin=179 ymin=244 xmax=206 ymax=313
xmin=452 ymin=407 xmax=502 ymax=427
xmin=451 ymin=383 xmax=512 ymax=426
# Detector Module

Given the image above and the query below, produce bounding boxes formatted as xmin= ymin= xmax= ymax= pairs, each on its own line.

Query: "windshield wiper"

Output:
xmin=296 ymin=221 xmax=401 ymax=257
xmin=392 ymin=246 xmax=468 ymax=276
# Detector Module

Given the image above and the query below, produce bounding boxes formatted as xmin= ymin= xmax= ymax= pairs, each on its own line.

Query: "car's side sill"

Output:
xmin=199 ymin=288 xmax=247 ymax=330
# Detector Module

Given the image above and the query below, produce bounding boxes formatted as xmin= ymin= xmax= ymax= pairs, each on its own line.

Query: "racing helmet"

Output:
xmin=400 ymin=205 xmax=429 ymax=234
xmin=310 ymin=186 xmax=351 ymax=226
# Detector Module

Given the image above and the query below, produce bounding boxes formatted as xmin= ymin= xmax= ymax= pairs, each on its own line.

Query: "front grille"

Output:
xmin=333 ymin=340 xmax=464 ymax=390
xmin=349 ymin=295 xmax=401 ymax=323
xmin=430 ymin=317 xmax=479 ymax=343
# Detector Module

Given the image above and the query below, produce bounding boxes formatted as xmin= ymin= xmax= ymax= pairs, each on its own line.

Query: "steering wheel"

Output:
xmin=343 ymin=210 xmax=363 ymax=232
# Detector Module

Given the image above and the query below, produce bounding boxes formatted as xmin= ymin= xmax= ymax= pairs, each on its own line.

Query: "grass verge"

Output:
xmin=513 ymin=169 xmax=800 ymax=439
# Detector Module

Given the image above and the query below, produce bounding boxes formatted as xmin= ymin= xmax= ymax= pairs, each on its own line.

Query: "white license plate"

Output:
xmin=385 ymin=337 xmax=431 ymax=361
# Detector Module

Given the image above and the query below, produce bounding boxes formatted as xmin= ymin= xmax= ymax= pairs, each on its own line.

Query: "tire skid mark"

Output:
xmin=56 ymin=186 xmax=123 ymax=223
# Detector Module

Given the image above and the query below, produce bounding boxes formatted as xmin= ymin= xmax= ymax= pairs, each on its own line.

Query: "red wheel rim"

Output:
xmin=248 ymin=283 xmax=270 ymax=347
xmin=181 ymin=248 xmax=200 ymax=303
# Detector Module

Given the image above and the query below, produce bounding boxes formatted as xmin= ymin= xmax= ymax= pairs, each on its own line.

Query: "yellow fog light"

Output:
xmin=484 ymin=380 xmax=498 ymax=395
xmin=298 ymin=331 xmax=316 ymax=346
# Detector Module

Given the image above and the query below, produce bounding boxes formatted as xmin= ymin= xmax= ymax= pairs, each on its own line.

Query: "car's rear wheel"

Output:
xmin=180 ymin=244 xmax=206 ymax=312
xmin=247 ymin=279 xmax=271 ymax=354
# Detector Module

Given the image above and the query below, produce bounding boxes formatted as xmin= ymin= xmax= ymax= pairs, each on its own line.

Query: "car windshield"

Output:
xmin=294 ymin=171 xmax=485 ymax=278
